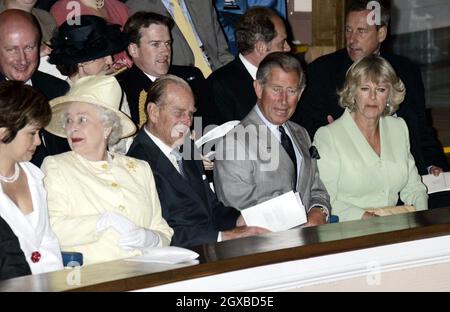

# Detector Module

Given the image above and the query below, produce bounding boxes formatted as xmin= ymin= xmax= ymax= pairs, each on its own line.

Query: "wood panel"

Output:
xmin=286 ymin=0 xmax=313 ymax=45
xmin=312 ymin=0 xmax=346 ymax=49
xmin=429 ymin=107 xmax=450 ymax=166
xmin=430 ymin=107 xmax=450 ymax=150
xmin=2 ymin=207 xmax=450 ymax=291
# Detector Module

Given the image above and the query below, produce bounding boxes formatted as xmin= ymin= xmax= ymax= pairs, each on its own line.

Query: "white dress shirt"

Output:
xmin=0 ymin=162 xmax=63 ymax=274
xmin=144 ymin=126 xmax=182 ymax=173
xmin=255 ymin=105 xmax=303 ymax=179
xmin=239 ymin=53 xmax=258 ymax=80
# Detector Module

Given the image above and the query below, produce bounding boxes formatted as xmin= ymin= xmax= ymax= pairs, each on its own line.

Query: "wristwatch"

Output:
xmin=312 ymin=206 xmax=329 ymax=222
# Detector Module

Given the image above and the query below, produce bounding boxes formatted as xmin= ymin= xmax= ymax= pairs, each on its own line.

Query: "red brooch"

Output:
xmin=31 ymin=251 xmax=41 ymax=263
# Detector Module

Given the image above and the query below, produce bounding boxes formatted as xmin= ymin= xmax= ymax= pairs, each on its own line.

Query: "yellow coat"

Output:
xmin=42 ymin=151 xmax=173 ymax=265
xmin=314 ymin=109 xmax=428 ymax=222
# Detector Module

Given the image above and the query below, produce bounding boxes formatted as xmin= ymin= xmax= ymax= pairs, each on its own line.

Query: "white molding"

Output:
xmin=141 ymin=235 xmax=450 ymax=292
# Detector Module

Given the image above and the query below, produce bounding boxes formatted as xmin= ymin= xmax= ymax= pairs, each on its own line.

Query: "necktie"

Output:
xmin=170 ymin=0 xmax=212 ymax=77
xmin=171 ymin=149 xmax=185 ymax=178
xmin=278 ymin=126 xmax=297 ymax=187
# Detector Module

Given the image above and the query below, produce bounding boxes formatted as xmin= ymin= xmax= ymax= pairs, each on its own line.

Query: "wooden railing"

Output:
xmin=1 ymin=207 xmax=450 ymax=292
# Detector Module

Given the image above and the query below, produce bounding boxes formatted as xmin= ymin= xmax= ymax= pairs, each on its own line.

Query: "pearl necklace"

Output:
xmin=0 ymin=163 xmax=20 ymax=183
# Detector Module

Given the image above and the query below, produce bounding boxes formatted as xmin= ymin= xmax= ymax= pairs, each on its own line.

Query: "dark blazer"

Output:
xmin=127 ymin=129 xmax=240 ymax=248
xmin=0 ymin=71 xmax=70 ymax=167
xmin=116 ymin=64 xmax=207 ymax=127
xmin=36 ymin=0 xmax=58 ymax=11
xmin=293 ymin=48 xmax=448 ymax=175
xmin=0 ymin=216 xmax=31 ymax=281
xmin=207 ymin=57 xmax=256 ymax=126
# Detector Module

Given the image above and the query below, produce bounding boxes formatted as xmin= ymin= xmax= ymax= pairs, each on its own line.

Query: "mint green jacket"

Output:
xmin=313 ymin=109 xmax=428 ymax=221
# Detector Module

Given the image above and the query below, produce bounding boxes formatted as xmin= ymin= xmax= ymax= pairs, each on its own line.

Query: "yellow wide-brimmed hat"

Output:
xmin=46 ymin=75 xmax=136 ymax=139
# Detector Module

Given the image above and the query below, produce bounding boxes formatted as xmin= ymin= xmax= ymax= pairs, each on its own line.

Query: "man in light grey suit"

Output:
xmin=214 ymin=52 xmax=330 ymax=227
xmin=126 ymin=0 xmax=233 ymax=71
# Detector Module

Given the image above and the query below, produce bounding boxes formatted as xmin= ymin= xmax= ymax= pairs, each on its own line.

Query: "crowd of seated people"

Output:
xmin=1 ymin=0 xmax=448 ymax=281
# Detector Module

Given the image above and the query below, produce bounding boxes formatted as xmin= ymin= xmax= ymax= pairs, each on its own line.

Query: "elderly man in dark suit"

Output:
xmin=293 ymin=0 xmax=450 ymax=208
xmin=214 ymin=52 xmax=330 ymax=227
xmin=0 ymin=9 xmax=69 ymax=166
xmin=116 ymin=11 xmax=208 ymax=128
xmin=206 ymin=7 xmax=290 ymax=126
xmin=127 ymin=75 xmax=267 ymax=248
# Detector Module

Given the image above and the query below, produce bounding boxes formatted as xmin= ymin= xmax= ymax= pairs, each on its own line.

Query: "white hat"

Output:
xmin=46 ymin=75 xmax=136 ymax=139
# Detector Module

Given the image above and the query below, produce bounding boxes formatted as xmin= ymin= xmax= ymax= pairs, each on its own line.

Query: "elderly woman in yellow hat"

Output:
xmin=42 ymin=75 xmax=173 ymax=265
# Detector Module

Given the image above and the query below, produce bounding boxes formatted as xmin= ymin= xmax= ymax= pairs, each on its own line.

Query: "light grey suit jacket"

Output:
xmin=214 ymin=107 xmax=330 ymax=213
xmin=126 ymin=0 xmax=233 ymax=70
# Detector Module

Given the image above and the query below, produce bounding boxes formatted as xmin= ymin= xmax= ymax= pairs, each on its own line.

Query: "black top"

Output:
xmin=0 ymin=216 xmax=31 ymax=281
xmin=116 ymin=64 xmax=208 ymax=127
xmin=206 ymin=57 xmax=256 ymax=126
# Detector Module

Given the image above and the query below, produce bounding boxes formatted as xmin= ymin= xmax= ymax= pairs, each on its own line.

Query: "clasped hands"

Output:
xmin=96 ymin=212 xmax=160 ymax=251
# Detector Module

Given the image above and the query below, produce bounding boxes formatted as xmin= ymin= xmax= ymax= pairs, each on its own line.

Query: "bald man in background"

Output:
xmin=0 ymin=10 xmax=69 ymax=166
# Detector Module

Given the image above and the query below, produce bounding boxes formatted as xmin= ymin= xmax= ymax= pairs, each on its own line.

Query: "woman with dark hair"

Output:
xmin=48 ymin=15 xmax=128 ymax=83
xmin=0 ymin=81 xmax=63 ymax=274
xmin=48 ymin=15 xmax=133 ymax=153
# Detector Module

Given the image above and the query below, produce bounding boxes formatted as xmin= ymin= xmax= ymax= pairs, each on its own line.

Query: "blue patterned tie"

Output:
xmin=171 ymin=149 xmax=185 ymax=178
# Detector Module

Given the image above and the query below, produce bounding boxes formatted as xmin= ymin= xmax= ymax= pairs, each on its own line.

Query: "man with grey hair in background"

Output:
xmin=206 ymin=6 xmax=291 ymax=126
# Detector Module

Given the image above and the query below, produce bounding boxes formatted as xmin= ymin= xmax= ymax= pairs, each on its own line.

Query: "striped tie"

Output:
xmin=170 ymin=0 xmax=212 ymax=77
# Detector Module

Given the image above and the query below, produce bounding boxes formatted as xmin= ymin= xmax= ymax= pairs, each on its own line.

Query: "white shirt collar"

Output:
xmin=255 ymin=105 xmax=284 ymax=141
xmin=143 ymin=126 xmax=176 ymax=158
xmin=143 ymin=72 xmax=159 ymax=82
xmin=239 ymin=53 xmax=258 ymax=80
xmin=5 ymin=77 xmax=32 ymax=86
xmin=254 ymin=105 xmax=301 ymax=177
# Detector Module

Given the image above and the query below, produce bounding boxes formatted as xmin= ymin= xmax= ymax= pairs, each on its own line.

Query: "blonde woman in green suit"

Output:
xmin=314 ymin=55 xmax=428 ymax=222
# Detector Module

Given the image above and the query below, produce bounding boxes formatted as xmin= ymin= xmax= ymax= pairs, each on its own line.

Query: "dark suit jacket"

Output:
xmin=116 ymin=64 xmax=207 ymax=127
xmin=36 ymin=0 xmax=58 ymax=11
xmin=0 ymin=216 xmax=31 ymax=281
xmin=207 ymin=57 xmax=256 ymax=126
xmin=0 ymin=71 xmax=70 ymax=167
xmin=293 ymin=48 xmax=448 ymax=175
xmin=127 ymin=129 xmax=240 ymax=248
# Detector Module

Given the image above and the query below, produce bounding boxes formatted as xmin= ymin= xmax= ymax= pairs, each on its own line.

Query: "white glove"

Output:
xmin=117 ymin=228 xmax=161 ymax=251
xmin=96 ymin=211 xmax=138 ymax=235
